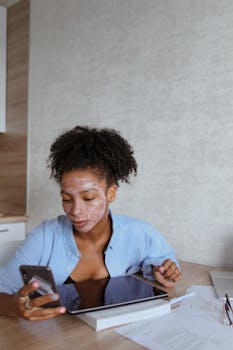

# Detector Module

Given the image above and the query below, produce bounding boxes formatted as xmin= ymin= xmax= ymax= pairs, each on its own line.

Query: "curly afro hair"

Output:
xmin=47 ymin=125 xmax=137 ymax=186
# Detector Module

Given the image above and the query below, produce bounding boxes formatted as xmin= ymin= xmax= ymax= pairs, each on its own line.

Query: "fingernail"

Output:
xmin=33 ymin=282 xmax=39 ymax=288
xmin=51 ymin=294 xmax=58 ymax=301
xmin=59 ymin=307 xmax=66 ymax=314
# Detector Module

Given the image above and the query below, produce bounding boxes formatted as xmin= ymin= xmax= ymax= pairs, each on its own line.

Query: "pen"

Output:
xmin=169 ymin=291 xmax=196 ymax=305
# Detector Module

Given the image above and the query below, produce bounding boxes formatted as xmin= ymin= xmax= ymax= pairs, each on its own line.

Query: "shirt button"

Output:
xmin=66 ymin=266 xmax=71 ymax=271
xmin=67 ymin=251 xmax=71 ymax=256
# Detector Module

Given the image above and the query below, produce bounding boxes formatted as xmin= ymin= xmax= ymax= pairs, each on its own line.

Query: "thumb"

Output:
xmin=153 ymin=265 xmax=165 ymax=274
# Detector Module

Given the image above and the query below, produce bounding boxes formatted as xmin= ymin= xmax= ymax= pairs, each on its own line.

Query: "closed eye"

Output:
xmin=62 ymin=199 xmax=71 ymax=203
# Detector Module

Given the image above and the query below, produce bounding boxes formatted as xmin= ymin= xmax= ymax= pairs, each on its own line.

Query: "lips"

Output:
xmin=72 ymin=220 xmax=87 ymax=228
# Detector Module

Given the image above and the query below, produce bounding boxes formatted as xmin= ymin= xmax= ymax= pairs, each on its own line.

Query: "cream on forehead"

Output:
xmin=61 ymin=175 xmax=103 ymax=192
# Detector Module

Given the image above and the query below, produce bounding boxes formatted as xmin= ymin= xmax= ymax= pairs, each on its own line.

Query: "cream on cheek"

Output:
xmin=85 ymin=194 xmax=106 ymax=225
xmin=73 ymin=193 xmax=106 ymax=232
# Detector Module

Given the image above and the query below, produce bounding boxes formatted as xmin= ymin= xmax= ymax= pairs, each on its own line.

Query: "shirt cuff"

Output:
xmin=142 ymin=258 xmax=164 ymax=280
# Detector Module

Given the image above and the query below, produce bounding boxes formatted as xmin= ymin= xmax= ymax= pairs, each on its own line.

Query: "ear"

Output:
xmin=107 ymin=184 xmax=117 ymax=203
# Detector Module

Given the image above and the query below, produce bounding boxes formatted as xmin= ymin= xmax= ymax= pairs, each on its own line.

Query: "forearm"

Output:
xmin=0 ymin=293 xmax=19 ymax=317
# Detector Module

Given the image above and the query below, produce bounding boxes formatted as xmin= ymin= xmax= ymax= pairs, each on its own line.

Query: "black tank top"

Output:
xmin=63 ymin=276 xmax=76 ymax=284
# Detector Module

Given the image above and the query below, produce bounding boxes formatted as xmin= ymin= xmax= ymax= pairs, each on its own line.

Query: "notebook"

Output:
xmin=77 ymin=298 xmax=170 ymax=331
xmin=209 ymin=270 xmax=233 ymax=300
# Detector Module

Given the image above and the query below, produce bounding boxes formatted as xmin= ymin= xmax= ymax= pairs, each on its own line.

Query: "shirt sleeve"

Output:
xmin=141 ymin=225 xmax=180 ymax=281
xmin=0 ymin=224 xmax=45 ymax=294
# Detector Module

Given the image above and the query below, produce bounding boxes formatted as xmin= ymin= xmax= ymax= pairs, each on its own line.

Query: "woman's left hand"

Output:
xmin=153 ymin=259 xmax=182 ymax=288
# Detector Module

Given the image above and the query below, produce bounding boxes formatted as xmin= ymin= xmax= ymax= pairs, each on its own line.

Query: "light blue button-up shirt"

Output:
xmin=0 ymin=214 xmax=179 ymax=294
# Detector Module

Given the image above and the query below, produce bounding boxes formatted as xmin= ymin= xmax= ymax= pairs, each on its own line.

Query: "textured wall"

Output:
xmin=28 ymin=0 xmax=233 ymax=267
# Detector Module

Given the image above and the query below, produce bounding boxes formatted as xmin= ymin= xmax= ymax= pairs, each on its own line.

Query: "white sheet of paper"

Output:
xmin=178 ymin=285 xmax=222 ymax=314
xmin=116 ymin=286 xmax=233 ymax=350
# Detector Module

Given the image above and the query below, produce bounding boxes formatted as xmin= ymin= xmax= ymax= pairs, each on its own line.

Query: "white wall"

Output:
xmin=28 ymin=0 xmax=233 ymax=268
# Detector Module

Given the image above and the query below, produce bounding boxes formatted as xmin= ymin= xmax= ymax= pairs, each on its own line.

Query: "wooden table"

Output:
xmin=0 ymin=261 xmax=219 ymax=350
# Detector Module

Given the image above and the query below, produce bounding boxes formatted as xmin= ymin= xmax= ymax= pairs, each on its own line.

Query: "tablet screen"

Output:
xmin=57 ymin=275 xmax=168 ymax=314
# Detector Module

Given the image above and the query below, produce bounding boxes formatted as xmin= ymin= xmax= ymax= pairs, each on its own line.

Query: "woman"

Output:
xmin=0 ymin=126 xmax=181 ymax=320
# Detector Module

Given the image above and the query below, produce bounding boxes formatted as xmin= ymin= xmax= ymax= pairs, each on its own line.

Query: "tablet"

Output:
xmin=57 ymin=275 xmax=168 ymax=314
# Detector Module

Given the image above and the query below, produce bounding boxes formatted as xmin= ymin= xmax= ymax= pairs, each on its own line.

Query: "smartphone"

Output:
xmin=19 ymin=265 xmax=61 ymax=307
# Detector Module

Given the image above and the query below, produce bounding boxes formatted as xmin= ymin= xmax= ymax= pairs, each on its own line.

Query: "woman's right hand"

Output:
xmin=13 ymin=281 xmax=66 ymax=321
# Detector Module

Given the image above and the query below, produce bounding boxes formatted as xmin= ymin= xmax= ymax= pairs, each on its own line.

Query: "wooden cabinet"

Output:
xmin=0 ymin=5 xmax=6 ymax=133
xmin=0 ymin=222 xmax=25 ymax=244
xmin=0 ymin=0 xmax=29 ymax=215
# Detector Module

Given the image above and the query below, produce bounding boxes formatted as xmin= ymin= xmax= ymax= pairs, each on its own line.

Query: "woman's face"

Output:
xmin=60 ymin=169 xmax=116 ymax=233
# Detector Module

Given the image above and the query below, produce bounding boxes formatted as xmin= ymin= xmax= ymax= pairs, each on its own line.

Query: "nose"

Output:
xmin=70 ymin=200 xmax=84 ymax=216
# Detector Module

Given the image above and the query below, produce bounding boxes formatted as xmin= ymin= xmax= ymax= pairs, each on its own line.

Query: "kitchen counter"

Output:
xmin=0 ymin=214 xmax=27 ymax=224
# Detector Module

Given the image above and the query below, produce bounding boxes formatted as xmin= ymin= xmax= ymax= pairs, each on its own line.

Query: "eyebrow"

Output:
xmin=60 ymin=188 xmax=98 ymax=195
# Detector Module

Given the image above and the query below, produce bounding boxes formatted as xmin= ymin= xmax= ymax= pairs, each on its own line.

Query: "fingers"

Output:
xmin=153 ymin=268 xmax=176 ymax=288
xmin=28 ymin=292 xmax=59 ymax=308
xmin=16 ymin=281 xmax=59 ymax=307
xmin=15 ymin=283 xmax=66 ymax=321
xmin=23 ymin=305 xmax=66 ymax=321
xmin=162 ymin=259 xmax=182 ymax=281
xmin=153 ymin=259 xmax=182 ymax=288
xmin=16 ymin=280 xmax=40 ymax=299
